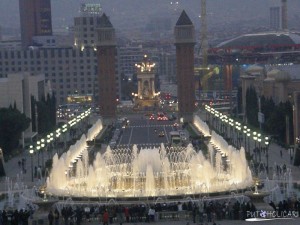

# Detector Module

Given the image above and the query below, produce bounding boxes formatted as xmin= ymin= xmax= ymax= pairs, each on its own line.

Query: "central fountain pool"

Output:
xmin=46 ymin=116 xmax=253 ymax=199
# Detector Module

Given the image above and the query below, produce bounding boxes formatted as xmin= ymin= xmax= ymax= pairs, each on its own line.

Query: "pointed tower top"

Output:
xmin=176 ymin=10 xmax=193 ymax=26
xmin=98 ymin=13 xmax=113 ymax=28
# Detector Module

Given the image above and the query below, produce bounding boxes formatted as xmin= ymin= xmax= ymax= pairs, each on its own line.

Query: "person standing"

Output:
xmin=54 ymin=208 xmax=60 ymax=225
xmin=48 ymin=210 xmax=54 ymax=225
xmin=116 ymin=205 xmax=124 ymax=225
xmin=102 ymin=209 xmax=109 ymax=225
xmin=124 ymin=206 xmax=129 ymax=222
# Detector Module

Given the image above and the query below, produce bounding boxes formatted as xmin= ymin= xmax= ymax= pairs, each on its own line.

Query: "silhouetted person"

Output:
xmin=54 ymin=208 xmax=60 ymax=225
xmin=48 ymin=210 xmax=54 ymax=225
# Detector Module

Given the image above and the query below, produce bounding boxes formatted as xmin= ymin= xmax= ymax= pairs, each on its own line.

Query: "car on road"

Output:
xmin=157 ymin=115 xmax=168 ymax=121
xmin=168 ymin=114 xmax=177 ymax=121
xmin=158 ymin=131 xmax=165 ymax=137
xmin=149 ymin=114 xmax=155 ymax=120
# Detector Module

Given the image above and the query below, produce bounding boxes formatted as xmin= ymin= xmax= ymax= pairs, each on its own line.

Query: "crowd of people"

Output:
xmin=43 ymin=197 xmax=300 ymax=225
xmin=1 ymin=197 xmax=299 ymax=225
xmin=0 ymin=208 xmax=31 ymax=225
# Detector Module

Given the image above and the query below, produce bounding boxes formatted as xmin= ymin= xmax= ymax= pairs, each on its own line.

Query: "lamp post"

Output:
xmin=265 ymin=136 xmax=269 ymax=174
xmin=62 ymin=124 xmax=68 ymax=151
xmin=243 ymin=126 xmax=247 ymax=150
xmin=55 ymin=129 xmax=61 ymax=155
xmin=46 ymin=136 xmax=51 ymax=159
xmin=247 ymin=131 xmax=251 ymax=152
xmin=29 ymin=146 xmax=34 ymax=182
xmin=37 ymin=141 xmax=40 ymax=166
xmin=253 ymin=132 xmax=257 ymax=162
xmin=257 ymin=134 xmax=262 ymax=161
xmin=41 ymin=139 xmax=45 ymax=168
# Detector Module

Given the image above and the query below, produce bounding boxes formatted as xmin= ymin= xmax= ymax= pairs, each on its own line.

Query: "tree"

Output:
xmin=0 ymin=108 xmax=30 ymax=156
xmin=245 ymin=86 xmax=258 ymax=127
xmin=237 ymin=86 xmax=242 ymax=115
xmin=35 ymin=94 xmax=56 ymax=135
xmin=261 ymin=96 xmax=275 ymax=133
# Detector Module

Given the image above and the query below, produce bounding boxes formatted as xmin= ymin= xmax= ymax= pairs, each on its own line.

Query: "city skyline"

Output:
xmin=1 ymin=0 xmax=300 ymax=37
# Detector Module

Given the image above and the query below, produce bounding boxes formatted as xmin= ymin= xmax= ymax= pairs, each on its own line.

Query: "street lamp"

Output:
xmin=243 ymin=126 xmax=247 ymax=150
xmin=247 ymin=131 xmax=251 ymax=152
xmin=265 ymin=136 xmax=270 ymax=174
xmin=257 ymin=134 xmax=262 ymax=161
xmin=36 ymin=145 xmax=41 ymax=166
xmin=253 ymin=132 xmax=258 ymax=162
xmin=41 ymin=139 xmax=45 ymax=167
xmin=29 ymin=146 xmax=34 ymax=182
xmin=46 ymin=136 xmax=51 ymax=159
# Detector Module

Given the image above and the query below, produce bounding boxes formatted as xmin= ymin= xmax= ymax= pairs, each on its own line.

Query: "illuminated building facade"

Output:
xmin=74 ymin=3 xmax=103 ymax=49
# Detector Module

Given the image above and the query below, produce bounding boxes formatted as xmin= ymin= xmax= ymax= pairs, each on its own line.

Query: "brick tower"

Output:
xmin=174 ymin=10 xmax=196 ymax=122
xmin=96 ymin=13 xmax=117 ymax=124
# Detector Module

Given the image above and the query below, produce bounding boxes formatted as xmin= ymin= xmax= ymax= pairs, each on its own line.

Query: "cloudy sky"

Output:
xmin=0 ymin=0 xmax=299 ymax=33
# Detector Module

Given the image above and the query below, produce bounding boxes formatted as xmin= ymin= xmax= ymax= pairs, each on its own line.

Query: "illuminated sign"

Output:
xmin=81 ymin=3 xmax=102 ymax=15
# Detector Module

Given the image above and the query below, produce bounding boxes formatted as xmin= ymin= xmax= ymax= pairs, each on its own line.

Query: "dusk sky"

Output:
xmin=0 ymin=0 xmax=299 ymax=34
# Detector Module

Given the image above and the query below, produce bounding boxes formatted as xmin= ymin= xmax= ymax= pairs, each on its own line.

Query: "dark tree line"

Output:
xmin=245 ymin=86 xmax=294 ymax=145
xmin=0 ymin=107 xmax=31 ymax=156
xmin=245 ymin=86 xmax=259 ymax=127
xmin=31 ymin=94 xmax=56 ymax=134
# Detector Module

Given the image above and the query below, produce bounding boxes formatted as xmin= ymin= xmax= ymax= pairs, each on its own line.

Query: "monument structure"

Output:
xmin=134 ymin=55 xmax=159 ymax=109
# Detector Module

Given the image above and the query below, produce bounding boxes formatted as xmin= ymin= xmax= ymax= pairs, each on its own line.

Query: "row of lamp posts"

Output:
xmin=204 ymin=105 xmax=270 ymax=175
xmin=28 ymin=108 xmax=92 ymax=182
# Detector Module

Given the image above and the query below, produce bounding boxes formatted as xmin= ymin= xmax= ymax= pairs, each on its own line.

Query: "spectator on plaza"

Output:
xmin=61 ymin=206 xmax=70 ymax=225
xmin=34 ymin=166 xmax=37 ymax=178
xmin=75 ymin=207 xmax=83 ymax=225
xmin=148 ymin=207 xmax=155 ymax=222
xmin=192 ymin=203 xmax=198 ymax=223
xmin=84 ymin=205 xmax=91 ymax=222
xmin=37 ymin=166 xmax=42 ymax=179
xmin=124 ymin=206 xmax=130 ymax=222
xmin=11 ymin=209 xmax=19 ymax=225
xmin=102 ymin=209 xmax=109 ymax=225
xmin=269 ymin=201 xmax=276 ymax=211
xmin=20 ymin=209 xmax=30 ymax=225
xmin=0 ymin=210 xmax=3 ymax=225
xmin=116 ymin=205 xmax=124 ymax=225
xmin=177 ymin=202 xmax=183 ymax=211
xmin=1 ymin=210 xmax=8 ymax=225
xmin=54 ymin=208 xmax=60 ymax=225
xmin=48 ymin=210 xmax=54 ymax=225
xmin=295 ymin=198 xmax=300 ymax=213
xmin=198 ymin=201 xmax=204 ymax=223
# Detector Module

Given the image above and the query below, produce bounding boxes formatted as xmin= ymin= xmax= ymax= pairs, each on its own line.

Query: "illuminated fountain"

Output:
xmin=46 ymin=116 xmax=253 ymax=199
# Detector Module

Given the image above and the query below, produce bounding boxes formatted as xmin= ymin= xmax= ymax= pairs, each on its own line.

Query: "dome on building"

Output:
xmin=267 ymin=69 xmax=290 ymax=82
xmin=245 ymin=65 xmax=264 ymax=75
xmin=274 ymin=70 xmax=291 ymax=82
xmin=267 ymin=69 xmax=281 ymax=79
xmin=216 ymin=32 xmax=300 ymax=49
